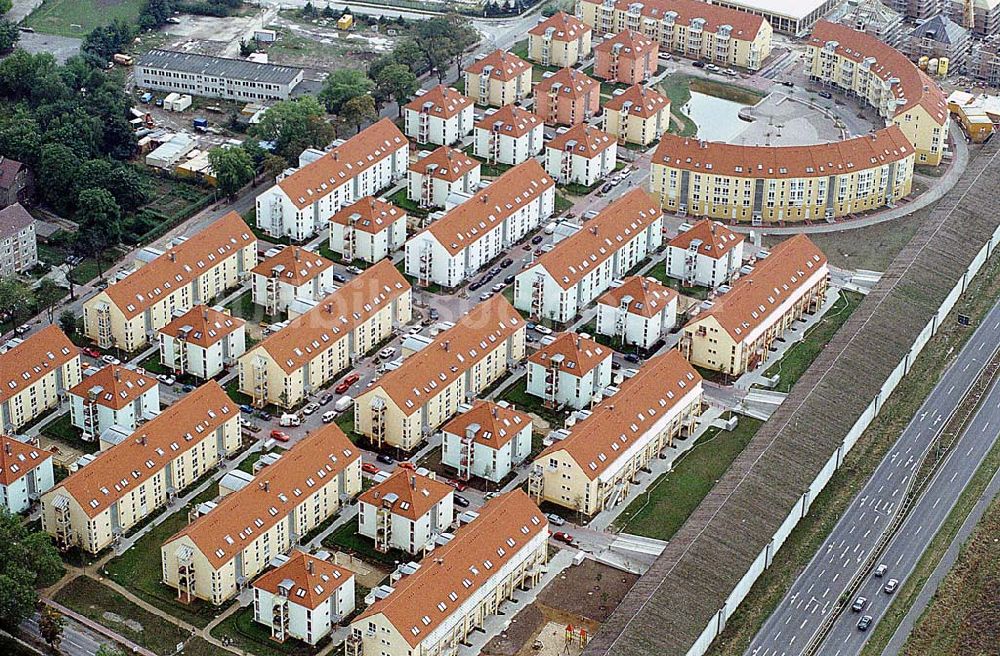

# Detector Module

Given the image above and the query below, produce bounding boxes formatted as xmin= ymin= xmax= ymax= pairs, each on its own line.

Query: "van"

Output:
xmin=334 ymin=396 xmax=354 ymax=413
xmin=279 ymin=413 xmax=301 ymax=427
xmin=322 ymin=410 xmax=337 ymax=424
xmin=544 ymin=222 xmax=556 ymax=235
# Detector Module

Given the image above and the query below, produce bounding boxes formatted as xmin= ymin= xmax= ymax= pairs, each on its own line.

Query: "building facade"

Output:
xmin=161 ymin=425 xmax=361 ymax=605
xmin=405 ymin=161 xmax=555 ymax=289
xmin=526 ymin=333 xmax=613 ymax=410
xmin=580 ymin=0 xmax=773 ymax=70
xmin=252 ymin=247 xmax=335 ymax=316
xmin=473 ymin=105 xmax=546 ymax=166
xmin=354 ymin=297 xmax=526 ymax=451
xmin=649 ymin=128 xmax=915 ymax=223
xmin=603 ymin=84 xmax=671 ymax=145
xmin=83 ymin=212 xmax=256 ymax=352
xmin=441 ymin=401 xmax=532 ymax=483
xmin=903 ymin=14 xmax=971 ymax=72
xmin=665 ymin=219 xmax=745 ymax=288
xmin=328 ymin=197 xmax=407 ymax=265
xmin=240 ymin=260 xmax=411 ymax=409
xmin=970 ymin=35 xmax=1000 ymax=86
xmin=828 ymin=0 xmax=904 ymax=47
xmin=594 ymin=29 xmax=659 ymax=84
xmin=595 ymin=276 xmax=679 ymax=349
xmin=357 ymin=469 xmax=454 ymax=554
xmin=679 ymin=234 xmax=829 ymax=376
xmin=513 ymin=189 xmax=663 ymax=323
xmin=530 ymin=349 xmax=702 ymax=515
xmin=0 ymin=436 xmax=54 ymax=514
xmin=0 ymin=326 xmax=81 ymax=433
xmin=533 ymin=68 xmax=601 ymax=126
xmin=158 ymin=305 xmax=247 ymax=380
xmin=528 ymin=11 xmax=593 ymax=67
xmin=403 ymin=85 xmax=475 ymax=147
xmin=69 ymin=365 xmax=159 ymax=439
xmin=255 ymin=119 xmax=409 ymax=241
xmin=0 ymin=157 xmax=33 ymax=209
xmin=463 ymin=50 xmax=532 ymax=107
xmin=407 ymin=146 xmax=482 ymax=210
xmin=135 ymin=49 xmax=304 ymax=101
xmin=0 ymin=204 xmax=37 ymax=277
xmin=41 ymin=382 xmax=239 ymax=554
xmin=543 ymin=124 xmax=618 ymax=187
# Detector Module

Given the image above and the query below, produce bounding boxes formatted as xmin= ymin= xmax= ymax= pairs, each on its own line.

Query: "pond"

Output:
xmin=683 ymin=91 xmax=754 ymax=143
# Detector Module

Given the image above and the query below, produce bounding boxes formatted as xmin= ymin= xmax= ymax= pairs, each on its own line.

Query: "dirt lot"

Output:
xmin=262 ymin=13 xmax=397 ymax=72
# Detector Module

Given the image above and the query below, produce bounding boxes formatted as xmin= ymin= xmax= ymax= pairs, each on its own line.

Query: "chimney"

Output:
xmin=139 ymin=434 xmax=147 ymax=446
xmin=410 ymin=474 xmax=416 ymax=490
xmin=294 ymin=248 xmax=300 ymax=262
xmin=114 ymin=367 xmax=121 ymax=382
xmin=333 ymin=151 xmax=339 ymax=161
xmin=4 ymin=442 xmax=11 ymax=456
xmin=265 ymin=480 xmax=270 ymax=492
xmin=443 ymin=340 xmax=450 ymax=352
xmin=325 ymin=303 xmax=333 ymax=313
xmin=203 ymin=306 xmax=209 ymax=321
xmin=306 ymin=559 xmax=314 ymax=574
xmin=481 ymin=194 xmax=489 ymax=204
xmin=170 ymin=252 xmax=177 ymax=262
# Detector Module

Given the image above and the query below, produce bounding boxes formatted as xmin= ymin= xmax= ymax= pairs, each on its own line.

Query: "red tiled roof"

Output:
xmin=546 ymin=124 xmax=615 ymax=157
xmin=604 ymin=84 xmax=670 ymax=118
xmin=668 ymin=219 xmax=744 ymax=260
xmin=465 ymin=50 xmax=532 ymax=81
xmin=158 ymin=305 xmax=245 ymax=348
xmin=68 ymin=365 xmax=156 ymax=411
xmin=403 ymin=85 xmax=473 ymax=120
xmin=534 ymin=67 xmax=599 ymax=100
xmin=594 ymin=29 xmax=657 ymax=60
xmin=529 ymin=12 xmax=591 ymax=41
xmin=357 ymin=469 xmax=452 ymax=521
xmin=252 ymin=550 xmax=354 ymax=610
xmin=0 ymin=435 xmax=53 ymax=486
xmin=328 ymin=196 xmax=406 ymax=235
xmin=441 ymin=400 xmax=532 ymax=450
xmin=474 ymin=105 xmax=544 ymax=139
xmin=251 ymin=246 xmax=333 ymax=285
xmin=0 ymin=325 xmax=78 ymax=406
xmin=528 ymin=332 xmax=612 ymax=377
xmin=408 ymin=146 xmax=480 ymax=183
xmin=590 ymin=0 xmax=767 ymax=39
xmin=596 ymin=276 xmax=678 ymax=319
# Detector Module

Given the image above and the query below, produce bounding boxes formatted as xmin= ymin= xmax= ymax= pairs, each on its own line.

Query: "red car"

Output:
xmin=552 ymin=531 xmax=575 ymax=545
xmin=398 ymin=461 xmax=416 ymax=471
xmin=269 ymin=430 xmax=290 ymax=442
xmin=335 ymin=373 xmax=361 ymax=394
xmin=446 ymin=478 xmax=468 ymax=492
xmin=362 ymin=463 xmax=381 ymax=475
xmin=82 ymin=347 xmax=101 ymax=358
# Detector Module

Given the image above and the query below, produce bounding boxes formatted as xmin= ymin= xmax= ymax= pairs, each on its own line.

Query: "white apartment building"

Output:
xmin=255 ymin=119 xmax=409 ymax=241
xmin=40 ymin=382 xmax=239 ymax=554
xmin=405 ymin=161 xmax=555 ymax=289
xmin=441 ymin=401 xmax=532 ymax=483
xmin=513 ymin=189 xmax=663 ymax=323
xmin=252 ymin=247 xmax=335 ymax=316
xmin=161 ymin=425 xmax=361 ymax=605
xmin=69 ymin=365 xmax=159 ymax=440
xmin=354 ymin=297 xmax=526 ymax=451
xmin=407 ymin=146 xmax=482 ymax=210
xmin=526 ymin=333 xmax=613 ymax=409
xmin=463 ymin=50 xmax=533 ymax=107
xmin=357 ymin=469 xmax=454 ymax=555
xmin=473 ymin=105 xmax=545 ymax=166
xmin=252 ymin=551 xmax=355 ymax=645
xmin=158 ymin=305 xmax=247 ymax=380
xmin=403 ymin=85 xmax=474 ymax=146
xmin=135 ymin=49 xmax=304 ymax=101
xmin=82 ymin=212 xmax=257 ymax=353
xmin=665 ymin=219 xmax=745 ymax=289
xmin=347 ymin=490 xmax=548 ymax=656
xmin=530 ymin=350 xmax=703 ymax=515
xmin=328 ymin=196 xmax=407 ymax=265
xmin=0 ymin=435 xmax=54 ymax=514
xmin=543 ymin=124 xmax=617 ymax=187
xmin=0 ymin=203 xmax=37 ymax=277
xmin=0 ymin=326 xmax=81 ymax=433
xmin=239 ymin=260 xmax=411 ymax=409
xmin=595 ymin=276 xmax=678 ymax=349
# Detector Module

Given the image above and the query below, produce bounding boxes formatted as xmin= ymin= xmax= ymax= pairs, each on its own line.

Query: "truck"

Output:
xmin=279 ymin=413 xmax=301 ymax=427
xmin=333 ymin=396 xmax=354 ymax=413
xmin=192 ymin=117 xmax=209 ymax=130
xmin=113 ymin=54 xmax=134 ymax=66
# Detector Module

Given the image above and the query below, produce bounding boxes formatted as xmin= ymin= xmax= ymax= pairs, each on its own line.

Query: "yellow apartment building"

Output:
xmin=679 ymin=234 xmax=829 ymax=376
xmin=602 ymin=84 xmax=671 ymax=145
xmin=463 ymin=50 xmax=533 ymax=107
xmin=82 ymin=212 xmax=257 ymax=353
xmin=238 ymin=260 xmax=411 ymax=410
xmin=0 ymin=325 xmax=81 ymax=433
xmin=649 ymin=127 xmax=914 ymax=224
xmin=161 ymin=424 xmax=361 ymax=605
xmin=354 ymin=297 xmax=526 ymax=451
xmin=528 ymin=11 xmax=593 ymax=68
xmin=40 ymin=382 xmax=239 ymax=555
xmin=529 ymin=350 xmax=702 ymax=516
xmin=807 ymin=21 xmax=950 ymax=166
xmin=580 ymin=0 xmax=773 ymax=71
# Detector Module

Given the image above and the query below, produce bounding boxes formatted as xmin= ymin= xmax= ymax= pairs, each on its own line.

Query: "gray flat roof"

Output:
xmin=137 ymin=49 xmax=303 ymax=85
xmin=583 ymin=137 xmax=1000 ymax=656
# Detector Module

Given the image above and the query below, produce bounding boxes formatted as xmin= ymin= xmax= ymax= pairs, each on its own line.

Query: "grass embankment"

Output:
xmin=23 ymin=0 xmax=144 ymax=36
xmin=705 ymin=247 xmax=1000 ymax=655
xmin=762 ymin=291 xmax=865 ymax=393
xmin=613 ymin=416 xmax=763 ymax=539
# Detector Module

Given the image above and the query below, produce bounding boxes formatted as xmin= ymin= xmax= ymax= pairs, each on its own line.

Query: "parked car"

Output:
xmin=534 ymin=248 xmax=544 ymax=256
xmin=874 ymin=564 xmax=888 ymax=578
xmin=302 ymin=402 xmax=320 ymax=416
xmin=883 ymin=578 xmax=899 ymax=594
xmin=319 ymin=393 xmax=334 ymax=406
xmin=335 ymin=373 xmax=361 ymax=394
xmin=379 ymin=346 xmax=397 ymax=359
xmin=446 ymin=478 xmax=468 ymax=492
xmin=158 ymin=374 xmax=176 ymax=386
xmin=182 ymin=384 xmax=194 ymax=393
xmin=362 ymin=462 xmax=381 ymax=475
xmin=500 ymin=258 xmax=513 ymax=268
xmin=522 ymin=243 xmax=533 ymax=251
xmin=428 ymin=308 xmax=440 ymax=320
xmin=240 ymin=404 xmax=254 ymax=414
xmin=851 ymin=597 xmax=867 ymax=612
xmin=857 ymin=615 xmax=873 ymax=631
xmin=692 ymin=60 xmax=706 ymax=68
xmin=346 ymin=266 xmax=363 ymax=275
xmin=526 ymin=322 xmax=537 ymax=330
xmin=453 ymin=494 xmax=471 ymax=508
xmin=255 ymin=410 xmax=272 ymax=421
xmin=552 ymin=531 xmax=575 ymax=545
xmin=491 ymin=283 xmax=506 ymax=293
xmin=269 ymin=430 xmax=290 ymax=442
xmin=376 ymin=453 xmax=395 ymax=465
xmin=624 ymin=353 xmax=641 ymax=363
xmin=332 ymin=273 xmax=347 ymax=283
xmin=101 ymin=354 xmax=121 ymax=365
xmin=503 ymin=275 xmax=515 ymax=285
xmin=531 ymin=235 xmax=544 ymax=245
xmin=398 ymin=461 xmax=416 ymax=471
xmin=818 ymin=90 xmax=833 ymax=99
xmin=534 ymin=325 xmax=553 ymax=335
xmin=321 ymin=410 xmax=337 ymax=423
xmin=82 ymin=347 xmax=101 ymax=358
xmin=780 ymin=80 xmax=794 ymax=88
xmin=600 ymin=183 xmax=613 ymax=194
xmin=546 ymin=513 xmax=566 ymax=526
xmin=479 ymin=292 xmax=494 ymax=301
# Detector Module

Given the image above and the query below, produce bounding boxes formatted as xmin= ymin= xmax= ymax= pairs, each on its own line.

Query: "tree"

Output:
xmin=96 ymin=646 xmax=127 ymax=656
xmin=0 ymin=18 xmax=19 ymax=53
xmin=302 ymin=1 xmax=317 ymax=18
xmin=38 ymin=143 xmax=79 ymax=215
xmin=412 ymin=15 xmax=478 ymax=82
xmin=75 ymin=188 xmax=122 ymax=278
xmin=339 ymin=94 xmax=376 ymax=134
xmin=35 ymin=279 xmax=65 ymax=324
xmin=374 ymin=63 xmax=418 ymax=115
xmin=250 ymin=97 xmax=335 ymax=164
xmin=0 ymin=510 xmax=64 ymax=632
xmin=319 ymin=68 xmax=373 ymax=114
xmin=208 ymin=146 xmax=255 ymax=198
xmin=82 ymin=19 xmax=135 ymax=66
xmin=391 ymin=39 xmax=430 ymax=76
xmin=139 ymin=0 xmax=174 ymax=30
xmin=0 ymin=0 xmax=11 ymax=13
xmin=322 ymin=3 xmax=336 ymax=18
xmin=239 ymin=38 xmax=255 ymax=58
xmin=0 ymin=278 xmax=33 ymax=327
xmin=39 ymin=605 xmax=64 ymax=652
xmin=59 ymin=309 xmax=77 ymax=336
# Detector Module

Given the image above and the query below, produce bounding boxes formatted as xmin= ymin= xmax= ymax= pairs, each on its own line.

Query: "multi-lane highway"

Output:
xmin=746 ymin=296 xmax=1000 ymax=656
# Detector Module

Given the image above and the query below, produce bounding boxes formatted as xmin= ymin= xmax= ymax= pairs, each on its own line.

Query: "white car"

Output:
xmin=379 ymin=346 xmax=397 ymax=359
xmin=534 ymin=324 xmax=553 ymax=335
xmin=157 ymin=374 xmax=176 ymax=385
xmin=101 ymin=355 xmax=121 ymax=365
xmin=302 ymin=402 xmax=320 ymax=416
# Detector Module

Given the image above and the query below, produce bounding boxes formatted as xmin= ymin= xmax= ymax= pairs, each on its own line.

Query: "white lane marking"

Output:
xmin=933 ymin=497 xmax=941 ymax=509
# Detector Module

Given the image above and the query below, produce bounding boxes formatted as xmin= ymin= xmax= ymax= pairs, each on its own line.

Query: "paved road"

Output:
xmin=746 ymin=296 xmax=1000 ymax=656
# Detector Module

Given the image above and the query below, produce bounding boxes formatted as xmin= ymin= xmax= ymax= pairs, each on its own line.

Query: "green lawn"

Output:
xmin=613 ymin=415 xmax=762 ymax=540
xmin=42 ymin=412 xmax=99 ymax=454
xmin=761 ymin=291 xmax=864 ymax=393
xmin=23 ymin=0 xmax=145 ymax=36
xmin=54 ymin=576 xmax=195 ymax=655
xmin=322 ymin=520 xmax=409 ymax=568
xmin=511 ymin=39 xmax=529 ymax=60
xmin=499 ymin=378 xmax=566 ymax=428
xmin=644 ymin=261 xmax=712 ymax=300
xmin=554 ymin=193 xmax=573 ymax=215
xmin=102 ymin=484 xmax=222 ymax=628
xmin=211 ymin=605 xmax=323 ymax=656
xmin=387 ymin=187 xmax=428 ymax=218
